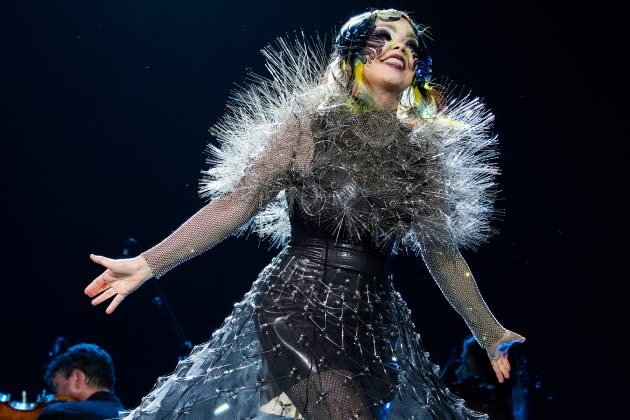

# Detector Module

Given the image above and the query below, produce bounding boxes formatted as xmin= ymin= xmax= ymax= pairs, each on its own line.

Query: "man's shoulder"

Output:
xmin=38 ymin=393 xmax=124 ymax=419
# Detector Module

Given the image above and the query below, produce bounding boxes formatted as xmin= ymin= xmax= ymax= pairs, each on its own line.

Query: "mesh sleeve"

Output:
xmin=141 ymin=115 xmax=313 ymax=279
xmin=419 ymin=237 xmax=506 ymax=349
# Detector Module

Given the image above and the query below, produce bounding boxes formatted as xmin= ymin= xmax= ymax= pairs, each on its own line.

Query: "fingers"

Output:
xmin=84 ymin=276 xmax=108 ymax=297
xmin=491 ymin=357 xmax=508 ymax=383
xmin=492 ymin=363 xmax=504 ymax=383
xmin=499 ymin=357 xmax=511 ymax=380
xmin=86 ymin=254 xmax=127 ymax=314
xmin=89 ymin=254 xmax=110 ymax=267
xmin=86 ymin=255 xmax=109 ymax=297
xmin=491 ymin=355 xmax=511 ymax=383
xmin=487 ymin=330 xmax=525 ymax=383
xmin=91 ymin=288 xmax=117 ymax=306
xmin=88 ymin=287 xmax=125 ymax=315
xmin=106 ymin=294 xmax=125 ymax=315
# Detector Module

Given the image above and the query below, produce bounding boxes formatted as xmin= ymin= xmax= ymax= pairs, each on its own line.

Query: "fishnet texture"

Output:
xmin=142 ymin=113 xmax=313 ymax=278
xmin=419 ymin=238 xmax=506 ymax=349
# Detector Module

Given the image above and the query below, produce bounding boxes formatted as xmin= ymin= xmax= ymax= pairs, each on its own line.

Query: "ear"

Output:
xmin=70 ymin=369 xmax=87 ymax=390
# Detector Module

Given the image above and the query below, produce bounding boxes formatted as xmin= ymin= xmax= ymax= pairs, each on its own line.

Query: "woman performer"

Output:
xmin=85 ymin=8 xmax=525 ymax=419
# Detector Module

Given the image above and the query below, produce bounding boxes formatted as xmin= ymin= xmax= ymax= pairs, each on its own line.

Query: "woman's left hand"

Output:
xmin=487 ymin=330 xmax=526 ymax=383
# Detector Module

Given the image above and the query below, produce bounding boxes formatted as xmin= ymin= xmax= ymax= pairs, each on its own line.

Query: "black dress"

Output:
xmin=38 ymin=391 xmax=125 ymax=420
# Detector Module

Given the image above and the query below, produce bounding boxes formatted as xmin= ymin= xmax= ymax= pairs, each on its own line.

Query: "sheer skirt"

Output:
xmin=122 ymin=238 xmax=487 ymax=419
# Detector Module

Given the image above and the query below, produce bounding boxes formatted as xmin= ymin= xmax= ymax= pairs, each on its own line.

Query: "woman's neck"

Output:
xmin=351 ymin=84 xmax=400 ymax=110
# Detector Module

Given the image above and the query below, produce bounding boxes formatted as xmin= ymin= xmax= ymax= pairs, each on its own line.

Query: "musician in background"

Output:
xmin=37 ymin=343 xmax=125 ymax=419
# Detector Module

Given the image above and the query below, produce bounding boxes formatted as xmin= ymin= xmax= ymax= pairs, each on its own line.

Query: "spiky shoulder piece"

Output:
xmin=198 ymin=34 xmax=329 ymax=247
xmin=405 ymin=95 xmax=500 ymax=252
xmin=199 ymin=36 xmax=500 ymax=253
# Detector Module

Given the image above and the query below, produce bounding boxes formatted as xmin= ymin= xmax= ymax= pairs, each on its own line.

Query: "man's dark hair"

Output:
xmin=44 ymin=343 xmax=116 ymax=390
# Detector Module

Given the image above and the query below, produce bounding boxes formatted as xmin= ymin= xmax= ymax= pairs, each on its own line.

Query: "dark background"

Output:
xmin=1 ymin=0 xmax=622 ymax=418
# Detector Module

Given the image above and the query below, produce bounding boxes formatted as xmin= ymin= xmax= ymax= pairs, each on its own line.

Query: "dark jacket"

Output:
xmin=37 ymin=391 xmax=125 ymax=420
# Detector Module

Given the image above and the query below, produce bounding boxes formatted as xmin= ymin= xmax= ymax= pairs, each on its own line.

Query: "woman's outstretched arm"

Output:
xmin=84 ymin=186 xmax=266 ymax=314
xmin=419 ymin=237 xmax=525 ymax=383
xmin=85 ymin=115 xmax=312 ymax=314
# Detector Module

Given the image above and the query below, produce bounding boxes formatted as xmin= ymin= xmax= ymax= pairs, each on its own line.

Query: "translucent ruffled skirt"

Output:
xmin=122 ymin=239 xmax=487 ymax=419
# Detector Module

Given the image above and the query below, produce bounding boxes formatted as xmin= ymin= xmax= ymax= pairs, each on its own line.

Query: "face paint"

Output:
xmin=332 ymin=8 xmax=437 ymax=113
xmin=359 ymin=16 xmax=424 ymax=81
xmin=350 ymin=60 xmax=376 ymax=106
xmin=375 ymin=10 xmax=432 ymax=86
xmin=335 ymin=9 xmax=432 ymax=86
xmin=360 ymin=31 xmax=386 ymax=63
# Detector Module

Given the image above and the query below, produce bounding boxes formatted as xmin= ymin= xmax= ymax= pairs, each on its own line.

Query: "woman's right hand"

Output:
xmin=84 ymin=254 xmax=154 ymax=314
xmin=486 ymin=329 xmax=526 ymax=383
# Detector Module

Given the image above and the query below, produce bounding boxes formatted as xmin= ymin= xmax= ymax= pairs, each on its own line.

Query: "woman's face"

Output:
xmin=359 ymin=18 xmax=418 ymax=97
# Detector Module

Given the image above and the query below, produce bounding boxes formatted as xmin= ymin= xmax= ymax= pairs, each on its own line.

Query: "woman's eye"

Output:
xmin=406 ymin=40 xmax=419 ymax=49
xmin=373 ymin=30 xmax=391 ymax=40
